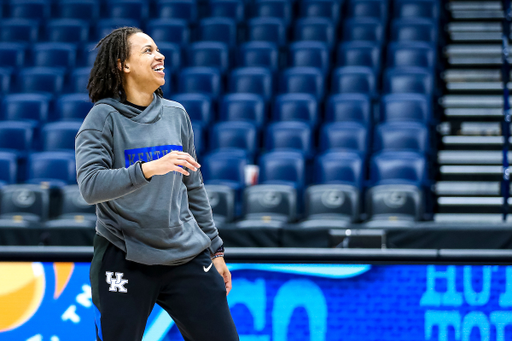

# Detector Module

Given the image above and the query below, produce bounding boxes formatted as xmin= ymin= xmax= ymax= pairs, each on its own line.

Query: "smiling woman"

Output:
xmin=76 ymin=27 xmax=239 ymax=341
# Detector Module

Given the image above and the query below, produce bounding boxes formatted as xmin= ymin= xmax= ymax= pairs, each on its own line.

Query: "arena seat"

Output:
xmin=191 ymin=121 xmax=204 ymax=156
xmin=0 ymin=43 xmax=25 ymax=68
xmin=228 ymin=67 xmax=273 ymax=101
xmin=315 ymin=151 xmax=364 ymax=188
xmin=1 ymin=93 xmax=52 ymax=125
xmin=331 ymin=66 xmax=376 ymax=98
xmin=343 ymin=18 xmax=384 ymax=44
xmin=258 ymin=150 xmax=306 ymax=190
xmin=325 ymin=93 xmax=371 ymax=125
xmin=383 ymin=67 xmax=433 ymax=96
xmin=146 ymin=19 xmax=190 ymax=46
xmin=26 ymin=151 xmax=77 ymax=188
xmin=319 ymin=122 xmax=368 ymax=154
xmin=253 ymin=0 xmax=293 ymax=26
xmin=157 ymin=0 xmax=198 ymax=23
xmin=279 ymin=67 xmax=325 ymax=100
xmin=0 ymin=152 xmax=17 ymax=187
xmin=201 ymin=150 xmax=247 ymax=193
xmin=294 ymin=18 xmax=336 ymax=49
xmin=219 ymin=93 xmax=266 ymax=128
xmin=55 ymin=93 xmax=93 ymax=121
xmin=241 ymin=184 xmax=297 ymax=223
xmin=96 ymin=19 xmax=140 ymax=40
xmin=46 ymin=19 xmax=90 ymax=43
xmin=156 ymin=42 xmax=181 ymax=74
xmin=41 ymin=121 xmax=82 ymax=152
xmin=0 ymin=19 xmax=39 ymax=43
xmin=0 ymin=68 xmax=12 ymax=95
xmin=70 ymin=67 xmax=92 ymax=93
xmin=394 ymin=0 xmax=439 ymax=21
xmin=370 ymin=151 xmax=427 ymax=188
xmin=0 ymin=121 xmax=34 ymax=157
xmin=172 ymin=93 xmax=213 ymax=125
xmin=8 ymin=0 xmax=51 ymax=20
xmin=272 ymin=93 xmax=318 ymax=126
xmin=205 ymin=184 xmax=236 ymax=226
xmin=391 ymin=18 xmax=437 ymax=43
xmin=299 ymin=0 xmax=341 ymax=23
xmin=336 ymin=41 xmax=381 ymax=73
xmin=247 ymin=17 xmax=287 ymax=47
xmin=265 ymin=121 xmax=313 ymax=159
xmin=374 ymin=121 xmax=430 ymax=154
xmin=187 ymin=42 xmax=230 ymax=74
xmin=237 ymin=41 xmax=279 ymax=71
xmin=209 ymin=121 xmax=258 ymax=160
xmin=380 ymin=93 xmax=432 ymax=123
xmin=348 ymin=0 xmax=388 ymax=22
xmin=178 ymin=67 xmax=222 ymax=99
xmin=0 ymin=184 xmax=50 ymax=222
xmin=107 ymin=0 xmax=149 ymax=21
xmin=208 ymin=0 xmax=245 ymax=23
xmin=387 ymin=42 xmax=435 ymax=70
xmin=57 ymin=0 xmax=100 ymax=21
xmin=56 ymin=184 xmax=96 ymax=221
xmin=198 ymin=18 xmax=237 ymax=47
xmin=32 ymin=43 xmax=77 ymax=69
xmin=288 ymin=41 xmax=330 ymax=74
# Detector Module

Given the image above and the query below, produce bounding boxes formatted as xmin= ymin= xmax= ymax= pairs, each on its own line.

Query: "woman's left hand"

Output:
xmin=212 ymin=257 xmax=232 ymax=295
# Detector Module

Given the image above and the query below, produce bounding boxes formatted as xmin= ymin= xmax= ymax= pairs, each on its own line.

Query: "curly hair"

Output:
xmin=87 ymin=27 xmax=164 ymax=103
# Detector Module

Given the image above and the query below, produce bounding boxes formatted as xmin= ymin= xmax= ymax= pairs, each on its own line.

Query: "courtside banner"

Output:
xmin=1 ymin=262 xmax=511 ymax=341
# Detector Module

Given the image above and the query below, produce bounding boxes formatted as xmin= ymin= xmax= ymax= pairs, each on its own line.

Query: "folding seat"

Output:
xmin=201 ymin=150 xmax=247 ymax=193
xmin=348 ymin=0 xmax=388 ymax=22
xmin=209 ymin=121 xmax=259 ymax=160
xmin=391 ymin=19 xmax=437 ymax=44
xmin=0 ymin=19 xmax=39 ymax=43
xmin=161 ymin=70 xmax=173 ymax=96
xmin=237 ymin=41 xmax=279 ymax=71
xmin=279 ymin=67 xmax=325 ymax=100
xmin=0 ymin=43 xmax=26 ymax=68
xmin=219 ymin=93 xmax=266 ymax=128
xmin=157 ymin=0 xmax=198 ymax=23
xmin=0 ymin=121 xmax=34 ymax=157
xmin=343 ymin=18 xmax=384 ymax=44
xmin=32 ymin=43 xmax=77 ymax=70
xmin=294 ymin=18 xmax=336 ymax=49
xmin=178 ymin=67 xmax=222 ymax=99
xmin=258 ymin=150 xmax=305 ymax=190
xmin=58 ymin=0 xmax=100 ymax=21
xmin=0 ymin=184 xmax=50 ymax=222
xmin=383 ymin=67 xmax=433 ymax=96
xmin=44 ymin=218 xmax=95 ymax=228
xmin=96 ymin=19 xmax=140 ymax=41
xmin=319 ymin=122 xmax=368 ymax=154
xmin=192 ymin=121 xmax=204 ymax=156
xmin=394 ymin=0 xmax=439 ymax=21
xmin=265 ymin=121 xmax=313 ymax=159
xmin=80 ymin=42 xmax=98 ymax=67
xmin=205 ymin=184 xmax=235 ymax=226
xmin=26 ymin=151 xmax=77 ymax=188
xmin=325 ymin=93 xmax=371 ymax=125
xmin=288 ymin=41 xmax=330 ymax=74
xmin=42 ymin=121 xmax=82 ymax=152
xmin=107 ymin=0 xmax=149 ymax=21
xmin=208 ymin=0 xmax=245 ymax=23
xmin=172 ymin=93 xmax=213 ymax=125
xmin=57 ymin=184 xmax=96 ymax=221
xmin=70 ymin=67 xmax=92 ymax=93
xmin=374 ymin=121 xmax=430 ymax=154
xmin=253 ymin=0 xmax=292 ymax=26
xmin=331 ymin=66 xmax=376 ymax=98
xmin=387 ymin=42 xmax=435 ymax=70
xmin=9 ymin=0 xmax=51 ymax=20
xmin=187 ymin=42 xmax=230 ymax=74
xmin=1 ymin=93 xmax=51 ymax=126
xmin=146 ymin=19 xmax=190 ymax=46
xmin=56 ymin=93 xmax=93 ymax=121
xmin=272 ymin=93 xmax=318 ymax=127
xmin=299 ymin=0 xmax=341 ymax=23
xmin=228 ymin=67 xmax=273 ymax=101
xmin=0 ymin=152 xmax=17 ymax=187
xmin=336 ymin=41 xmax=381 ymax=73
xmin=46 ymin=19 xmax=90 ymax=44
xmin=315 ymin=151 xmax=364 ymax=187
xmin=247 ymin=17 xmax=287 ymax=47
xmin=197 ymin=18 xmax=237 ymax=48
xmin=0 ymin=68 xmax=13 ymax=95
xmin=380 ymin=93 xmax=432 ymax=123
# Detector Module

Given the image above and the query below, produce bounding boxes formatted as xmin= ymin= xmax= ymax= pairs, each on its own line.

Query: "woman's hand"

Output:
xmin=141 ymin=151 xmax=200 ymax=178
xmin=213 ymin=257 xmax=232 ymax=296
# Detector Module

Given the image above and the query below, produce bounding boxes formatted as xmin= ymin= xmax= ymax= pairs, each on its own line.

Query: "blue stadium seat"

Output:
xmin=288 ymin=41 xmax=330 ymax=74
xmin=57 ymin=184 xmax=96 ymax=221
xmin=374 ymin=121 xmax=430 ymax=154
xmin=202 ymin=150 xmax=247 ymax=192
xmin=387 ymin=42 xmax=435 ymax=70
xmin=315 ymin=151 xmax=364 ymax=188
xmin=380 ymin=93 xmax=432 ymax=123
xmin=331 ymin=66 xmax=376 ymax=98
xmin=265 ymin=121 xmax=313 ymax=159
xmin=391 ymin=19 xmax=437 ymax=43
xmin=253 ymin=0 xmax=292 ymax=26
xmin=172 ymin=93 xmax=213 ymax=125
xmin=0 ymin=19 xmax=39 ymax=43
xmin=157 ymin=42 xmax=181 ymax=74
xmin=107 ymin=0 xmax=149 ymax=21
xmin=348 ymin=0 xmax=388 ymax=22
xmin=247 ymin=17 xmax=287 ymax=47
xmin=279 ymin=67 xmax=325 ymax=100
xmin=205 ymin=184 xmax=236 ymax=225
xmin=26 ymin=151 xmax=77 ymax=188
xmin=343 ymin=18 xmax=384 ymax=44
xmin=178 ymin=67 xmax=222 ymax=99
xmin=208 ymin=0 xmax=245 ymax=22
xmin=70 ymin=67 xmax=91 ymax=93
xmin=325 ymin=93 xmax=371 ymax=125
xmin=0 ymin=43 xmax=26 ymax=68
xmin=336 ymin=41 xmax=381 ymax=73
xmin=294 ymin=18 xmax=336 ymax=49
xmin=228 ymin=67 xmax=273 ymax=102
xmin=191 ymin=121 xmax=204 ymax=156
xmin=42 ymin=121 xmax=82 ymax=152
xmin=394 ymin=0 xmax=439 ymax=21
xmin=0 ymin=121 xmax=34 ymax=157
xmin=80 ymin=42 xmax=98 ymax=67
xmin=56 ymin=93 xmax=93 ymax=121
xmin=237 ymin=42 xmax=279 ymax=72
xmin=46 ymin=19 xmax=90 ymax=43
xmin=319 ymin=122 xmax=368 ymax=154
xmin=9 ymin=0 xmax=51 ymax=20
xmin=198 ymin=18 xmax=237 ymax=47
xmin=272 ymin=93 xmax=318 ymax=127
xmin=1 ymin=93 xmax=51 ymax=126
xmin=0 ymin=184 xmax=50 ymax=222
xmin=157 ymin=0 xmax=197 ymax=23
xmin=219 ymin=93 xmax=266 ymax=128
xmin=209 ymin=121 xmax=258 ymax=160
xmin=0 ymin=152 xmax=17 ymax=187
xmin=384 ymin=67 xmax=433 ymax=96
xmin=161 ymin=70 xmax=173 ymax=96
xmin=299 ymin=0 xmax=341 ymax=23
xmin=370 ymin=151 xmax=427 ymax=187
xmin=258 ymin=150 xmax=305 ymax=190
xmin=187 ymin=42 xmax=229 ymax=74
xmin=96 ymin=19 xmax=140 ymax=40
xmin=32 ymin=43 xmax=77 ymax=69
xmin=0 ymin=68 xmax=13 ymax=95
xmin=146 ymin=19 xmax=190 ymax=46
xmin=58 ymin=0 xmax=100 ymax=21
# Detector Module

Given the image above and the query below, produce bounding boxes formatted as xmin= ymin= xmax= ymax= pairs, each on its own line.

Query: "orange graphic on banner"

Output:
xmin=54 ymin=262 xmax=74 ymax=299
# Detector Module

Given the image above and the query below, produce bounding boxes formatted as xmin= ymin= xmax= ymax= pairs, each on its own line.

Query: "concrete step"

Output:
xmin=442 ymin=136 xmax=512 ymax=146
xmin=435 ymin=181 xmax=500 ymax=195
xmin=439 ymin=165 xmax=504 ymax=181
xmin=438 ymin=151 xmax=512 ymax=164
xmin=434 ymin=213 xmax=510 ymax=223
xmin=444 ymin=108 xmax=504 ymax=117
xmin=440 ymin=95 xmax=511 ymax=108
xmin=437 ymin=196 xmax=512 ymax=214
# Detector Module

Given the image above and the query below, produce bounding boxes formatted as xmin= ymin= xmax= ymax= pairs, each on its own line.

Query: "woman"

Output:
xmin=75 ymin=27 xmax=239 ymax=341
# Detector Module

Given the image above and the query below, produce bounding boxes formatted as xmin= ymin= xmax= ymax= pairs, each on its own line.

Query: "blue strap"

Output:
xmin=502 ymin=0 xmax=512 ymax=220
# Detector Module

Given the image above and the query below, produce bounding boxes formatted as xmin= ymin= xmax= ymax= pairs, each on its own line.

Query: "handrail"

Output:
xmin=502 ymin=0 xmax=512 ymax=220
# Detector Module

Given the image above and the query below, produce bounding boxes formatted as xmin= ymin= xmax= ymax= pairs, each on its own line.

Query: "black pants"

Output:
xmin=90 ymin=234 xmax=239 ymax=341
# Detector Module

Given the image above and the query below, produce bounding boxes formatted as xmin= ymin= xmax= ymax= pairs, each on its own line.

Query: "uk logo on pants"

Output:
xmin=105 ymin=271 xmax=129 ymax=293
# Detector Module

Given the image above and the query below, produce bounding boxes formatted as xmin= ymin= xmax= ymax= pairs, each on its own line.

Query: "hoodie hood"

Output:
xmin=95 ymin=93 xmax=163 ymax=124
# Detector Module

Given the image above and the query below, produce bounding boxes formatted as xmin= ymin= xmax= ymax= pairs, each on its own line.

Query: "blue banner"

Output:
xmin=124 ymin=144 xmax=183 ymax=167
xmin=1 ymin=263 xmax=511 ymax=341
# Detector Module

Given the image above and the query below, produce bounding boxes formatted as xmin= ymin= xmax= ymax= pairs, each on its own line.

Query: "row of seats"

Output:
xmin=0 ymin=0 xmax=440 ymax=25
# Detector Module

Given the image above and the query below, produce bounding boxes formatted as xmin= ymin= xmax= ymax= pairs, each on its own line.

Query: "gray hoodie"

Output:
xmin=75 ymin=94 xmax=222 ymax=266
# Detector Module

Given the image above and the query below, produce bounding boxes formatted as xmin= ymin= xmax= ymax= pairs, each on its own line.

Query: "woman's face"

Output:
xmin=122 ymin=32 xmax=166 ymax=92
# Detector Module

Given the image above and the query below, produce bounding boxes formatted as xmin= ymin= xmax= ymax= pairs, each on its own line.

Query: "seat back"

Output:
xmin=384 ymin=67 xmax=433 ymax=95
xmin=173 ymin=93 xmax=213 ymax=125
xmin=209 ymin=0 xmax=245 ymax=22
xmin=107 ymin=0 xmax=149 ymax=21
xmin=198 ymin=18 xmax=237 ymax=47
xmin=272 ymin=93 xmax=318 ymax=126
xmin=370 ymin=151 xmax=427 ymax=187
xmin=205 ymin=184 xmax=235 ymax=224
xmin=56 ymin=94 xmax=93 ymax=121
xmin=237 ymin=41 xmax=279 ymax=71
xmin=229 ymin=67 xmax=273 ymax=101
xmin=299 ymin=0 xmax=341 ymax=23
xmin=1 ymin=93 xmax=51 ymax=123
xmin=331 ymin=66 xmax=376 ymax=98
xmin=146 ymin=19 xmax=190 ymax=46
xmin=0 ymin=121 xmax=34 ymax=154
xmin=348 ymin=0 xmax=388 ymax=21
xmin=288 ymin=41 xmax=330 ymax=74
xmin=59 ymin=184 xmax=95 ymax=216
xmin=42 ymin=121 xmax=82 ymax=152
xmin=248 ymin=17 xmax=287 ymax=47
xmin=243 ymin=184 xmax=297 ymax=222
xmin=46 ymin=19 xmax=89 ymax=43
xmin=0 ymin=184 xmax=50 ymax=221
xmin=178 ymin=67 xmax=222 ymax=99
xmin=374 ymin=122 xmax=430 ymax=154
xmin=343 ymin=18 xmax=384 ymax=43
xmin=187 ymin=42 xmax=229 ymax=74
xmin=380 ymin=93 xmax=432 ymax=123
xmin=336 ymin=41 xmax=381 ymax=72
xmin=27 ymin=151 xmax=76 ymax=185
xmin=209 ymin=121 xmax=258 ymax=158
xmin=366 ymin=184 xmax=423 ymax=221
xmin=32 ymin=43 xmax=77 ymax=69
xmin=58 ymin=0 xmax=100 ymax=20
xmin=219 ymin=93 xmax=266 ymax=127
xmin=315 ymin=151 xmax=364 ymax=188
xmin=387 ymin=42 xmax=435 ymax=69
xmin=0 ymin=19 xmax=39 ymax=43
xmin=259 ymin=150 xmax=305 ymax=190
xmin=319 ymin=122 xmax=368 ymax=154
xmin=0 ymin=152 xmax=18 ymax=185
xmin=279 ymin=67 xmax=325 ymax=100
xmin=202 ymin=151 xmax=247 ymax=190
xmin=0 ymin=43 xmax=25 ymax=68
xmin=306 ymin=184 xmax=360 ymax=221
xmin=325 ymin=93 xmax=371 ymax=125
xmin=17 ymin=67 xmax=65 ymax=94
xmin=157 ymin=0 xmax=197 ymax=23
xmin=391 ymin=18 xmax=437 ymax=43
xmin=294 ymin=18 xmax=335 ymax=48
xmin=265 ymin=122 xmax=313 ymax=158
xmin=253 ymin=0 xmax=292 ymax=25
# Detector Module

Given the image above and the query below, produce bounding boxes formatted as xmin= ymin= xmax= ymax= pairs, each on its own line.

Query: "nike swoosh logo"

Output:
xmin=203 ymin=263 xmax=213 ymax=272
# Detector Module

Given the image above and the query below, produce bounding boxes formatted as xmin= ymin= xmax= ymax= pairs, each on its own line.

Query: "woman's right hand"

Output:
xmin=141 ymin=151 xmax=200 ymax=179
